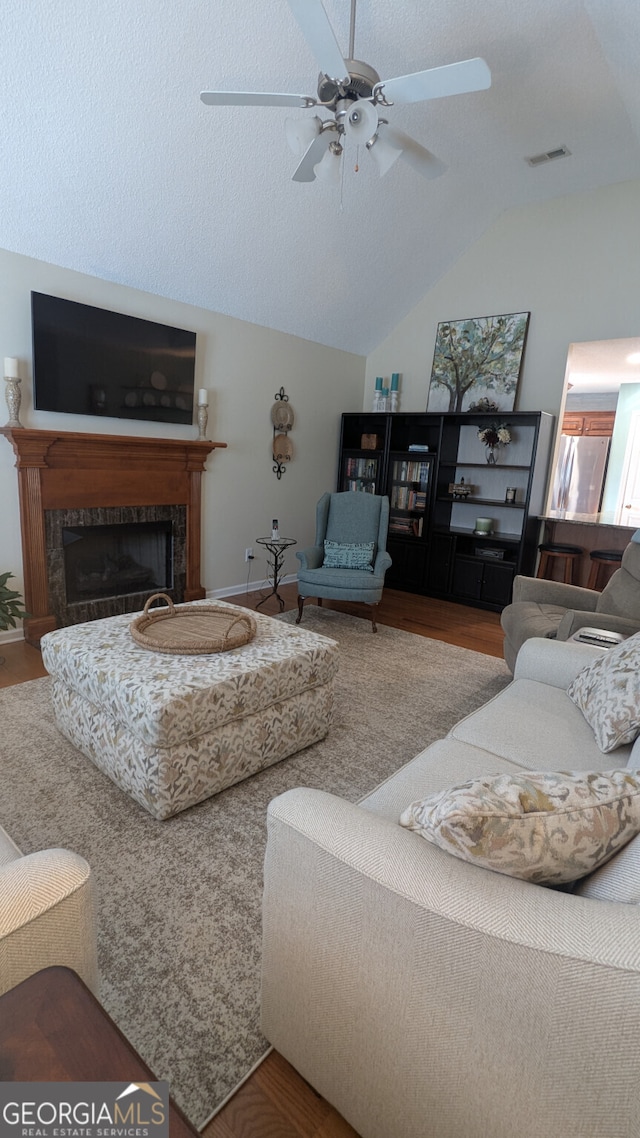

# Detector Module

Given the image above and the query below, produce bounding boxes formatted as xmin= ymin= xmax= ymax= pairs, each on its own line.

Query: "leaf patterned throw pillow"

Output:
xmin=400 ymin=769 xmax=640 ymax=884
xmin=567 ymin=632 xmax=640 ymax=752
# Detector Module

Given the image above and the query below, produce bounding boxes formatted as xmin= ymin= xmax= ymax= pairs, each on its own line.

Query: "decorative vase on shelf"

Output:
xmin=478 ymin=421 xmax=511 ymax=466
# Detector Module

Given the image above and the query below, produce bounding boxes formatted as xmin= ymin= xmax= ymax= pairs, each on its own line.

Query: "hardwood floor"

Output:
xmin=0 ymin=587 xmax=504 ymax=1136
xmin=224 ymin=581 xmax=504 ymax=658
xmin=0 ymin=638 xmax=48 ymax=687
xmin=204 ymin=1051 xmax=360 ymax=1138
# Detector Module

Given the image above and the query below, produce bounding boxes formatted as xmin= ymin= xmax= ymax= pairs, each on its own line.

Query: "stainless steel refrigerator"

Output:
xmin=550 ymin=434 xmax=610 ymax=515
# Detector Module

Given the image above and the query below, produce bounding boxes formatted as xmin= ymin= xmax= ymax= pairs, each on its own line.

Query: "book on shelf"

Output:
xmin=408 ymin=444 xmax=430 ymax=451
xmin=345 ymin=456 xmax=378 ymax=480
xmin=392 ymin=459 xmax=431 ymax=483
xmin=390 ymin=484 xmax=428 ymax=510
xmin=389 ymin=515 xmax=423 ymax=537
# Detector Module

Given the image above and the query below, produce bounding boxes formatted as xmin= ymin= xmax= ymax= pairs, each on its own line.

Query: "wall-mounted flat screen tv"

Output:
xmin=31 ymin=292 xmax=196 ymax=425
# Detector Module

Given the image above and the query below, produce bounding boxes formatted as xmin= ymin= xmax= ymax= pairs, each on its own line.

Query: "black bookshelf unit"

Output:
xmin=337 ymin=411 xmax=554 ymax=610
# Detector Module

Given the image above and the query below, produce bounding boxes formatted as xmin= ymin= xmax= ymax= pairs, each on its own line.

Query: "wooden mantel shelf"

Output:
xmin=1 ymin=426 xmax=225 ymax=468
xmin=1 ymin=427 xmax=227 ymax=645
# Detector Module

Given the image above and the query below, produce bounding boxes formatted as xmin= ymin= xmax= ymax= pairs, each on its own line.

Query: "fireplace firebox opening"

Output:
xmin=62 ymin=521 xmax=173 ymax=604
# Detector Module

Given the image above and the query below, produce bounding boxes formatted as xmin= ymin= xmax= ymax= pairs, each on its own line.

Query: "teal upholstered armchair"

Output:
xmin=296 ymin=492 xmax=392 ymax=632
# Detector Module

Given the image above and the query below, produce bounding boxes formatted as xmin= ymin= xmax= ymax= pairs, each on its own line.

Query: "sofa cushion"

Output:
xmin=323 ymin=540 xmax=375 ymax=571
xmin=399 ymin=769 xmax=640 ymax=884
xmin=567 ymin=632 xmax=640 ymax=752
xmin=361 ymin=738 xmax=529 ymax=823
xmin=500 ymin=600 xmax=568 ymax=643
xmin=450 ymin=678 xmax=631 ymax=770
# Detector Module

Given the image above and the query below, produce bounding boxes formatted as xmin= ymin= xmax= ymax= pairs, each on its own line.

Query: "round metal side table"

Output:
xmin=255 ymin=537 xmax=296 ymax=611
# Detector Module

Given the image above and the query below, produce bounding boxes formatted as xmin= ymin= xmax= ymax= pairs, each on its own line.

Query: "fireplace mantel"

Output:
xmin=1 ymin=427 xmax=226 ymax=645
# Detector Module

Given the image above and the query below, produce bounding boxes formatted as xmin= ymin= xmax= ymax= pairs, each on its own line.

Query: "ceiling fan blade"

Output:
xmin=385 ymin=127 xmax=447 ymax=180
xmin=291 ymin=130 xmax=332 ymax=182
xmin=286 ymin=0 xmax=350 ymax=84
xmin=377 ymin=57 xmax=491 ymax=105
xmin=200 ymin=90 xmax=313 ymax=108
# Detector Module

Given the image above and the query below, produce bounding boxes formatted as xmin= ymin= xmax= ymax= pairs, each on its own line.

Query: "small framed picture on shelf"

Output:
xmin=426 ymin=311 xmax=530 ymax=413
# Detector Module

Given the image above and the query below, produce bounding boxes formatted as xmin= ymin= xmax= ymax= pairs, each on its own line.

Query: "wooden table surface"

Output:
xmin=0 ymin=966 xmax=199 ymax=1136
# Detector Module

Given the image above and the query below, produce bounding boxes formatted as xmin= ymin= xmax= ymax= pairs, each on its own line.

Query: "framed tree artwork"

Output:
xmin=426 ymin=311 xmax=530 ymax=413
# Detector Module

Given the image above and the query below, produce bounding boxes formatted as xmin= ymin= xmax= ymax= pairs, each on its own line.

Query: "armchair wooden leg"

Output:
xmin=369 ymin=604 xmax=379 ymax=633
xmin=317 ymin=597 xmax=323 ymax=606
xmin=296 ymin=595 xmax=306 ymax=624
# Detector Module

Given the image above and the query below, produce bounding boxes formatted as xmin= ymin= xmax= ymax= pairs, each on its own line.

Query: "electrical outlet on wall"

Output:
xmin=245 ymin=547 xmax=254 ymax=562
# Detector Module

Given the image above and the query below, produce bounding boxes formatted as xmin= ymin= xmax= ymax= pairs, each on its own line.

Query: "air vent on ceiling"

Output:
xmin=525 ymin=145 xmax=571 ymax=167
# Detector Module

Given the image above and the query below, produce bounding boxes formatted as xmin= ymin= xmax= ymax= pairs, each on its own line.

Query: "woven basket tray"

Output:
xmin=130 ymin=594 xmax=257 ymax=655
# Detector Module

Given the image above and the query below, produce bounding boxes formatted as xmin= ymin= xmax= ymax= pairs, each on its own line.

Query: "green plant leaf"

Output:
xmin=0 ymin=572 xmax=29 ymax=629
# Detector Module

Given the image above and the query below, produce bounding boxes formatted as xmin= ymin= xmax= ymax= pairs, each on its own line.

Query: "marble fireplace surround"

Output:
xmin=1 ymin=427 xmax=225 ymax=646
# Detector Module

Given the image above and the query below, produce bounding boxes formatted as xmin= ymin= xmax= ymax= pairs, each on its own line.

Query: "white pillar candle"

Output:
xmin=4 ymin=357 xmax=19 ymax=378
xmin=197 ymin=388 xmax=208 ymax=406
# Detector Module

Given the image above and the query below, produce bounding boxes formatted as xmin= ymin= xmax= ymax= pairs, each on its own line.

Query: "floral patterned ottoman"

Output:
xmin=40 ymin=601 xmax=338 ymax=819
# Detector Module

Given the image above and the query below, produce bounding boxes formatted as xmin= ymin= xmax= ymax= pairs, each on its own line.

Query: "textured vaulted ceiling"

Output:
xmin=2 ymin=1 xmax=639 ymax=356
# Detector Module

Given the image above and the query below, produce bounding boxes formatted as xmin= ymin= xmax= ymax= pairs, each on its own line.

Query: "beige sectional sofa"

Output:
xmin=261 ymin=637 xmax=640 ymax=1138
xmin=0 ymin=823 xmax=98 ymax=997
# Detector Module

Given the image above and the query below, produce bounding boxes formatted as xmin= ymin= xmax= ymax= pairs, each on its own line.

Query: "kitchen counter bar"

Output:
xmin=537 ymin=516 xmax=636 ymax=588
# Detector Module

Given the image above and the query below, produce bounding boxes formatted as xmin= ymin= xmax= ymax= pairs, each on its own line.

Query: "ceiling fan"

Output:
xmin=200 ymin=0 xmax=491 ymax=184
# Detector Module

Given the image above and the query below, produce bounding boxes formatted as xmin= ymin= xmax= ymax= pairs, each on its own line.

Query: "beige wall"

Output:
xmin=0 ymin=248 xmax=365 ymax=634
xmin=366 ymin=179 xmax=640 ymax=418
xmin=4 ymin=177 xmax=639 ymax=638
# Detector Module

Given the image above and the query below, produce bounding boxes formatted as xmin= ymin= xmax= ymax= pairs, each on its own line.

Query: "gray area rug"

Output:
xmin=1 ymin=608 xmax=510 ymax=1127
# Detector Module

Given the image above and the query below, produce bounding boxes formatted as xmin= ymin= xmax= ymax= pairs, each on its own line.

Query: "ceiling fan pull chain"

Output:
xmin=354 ymin=144 xmax=360 ymax=173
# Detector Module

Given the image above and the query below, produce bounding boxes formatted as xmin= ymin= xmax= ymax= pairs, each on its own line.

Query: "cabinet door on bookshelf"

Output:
xmin=452 ymin=556 xmax=515 ymax=606
xmin=427 ymin=533 xmax=454 ymax=593
xmin=481 ymin=562 xmax=516 ymax=606
xmin=386 ymin=539 xmax=427 ymax=591
xmin=452 ymin=557 xmax=483 ymax=600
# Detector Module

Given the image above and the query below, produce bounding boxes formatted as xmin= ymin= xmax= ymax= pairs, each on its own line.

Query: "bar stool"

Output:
xmin=587 ymin=548 xmax=623 ymax=591
xmin=536 ymin=542 xmax=583 ymax=584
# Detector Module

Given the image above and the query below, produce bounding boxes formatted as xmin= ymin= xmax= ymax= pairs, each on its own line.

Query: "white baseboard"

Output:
xmin=0 ymin=627 xmax=24 ymax=645
xmin=209 ymin=573 xmax=297 ymax=599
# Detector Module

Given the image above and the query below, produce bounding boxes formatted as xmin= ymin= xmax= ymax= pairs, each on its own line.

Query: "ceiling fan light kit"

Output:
xmin=201 ymin=0 xmax=491 ymax=185
xmin=366 ymin=124 xmax=404 ymax=177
